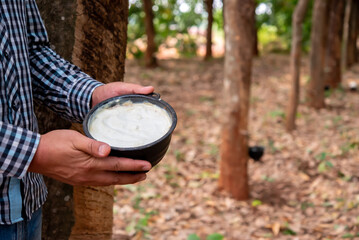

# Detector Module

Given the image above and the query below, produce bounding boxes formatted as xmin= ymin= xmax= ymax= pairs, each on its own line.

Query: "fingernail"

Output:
xmin=142 ymin=164 xmax=151 ymax=171
xmin=99 ymin=145 xmax=107 ymax=155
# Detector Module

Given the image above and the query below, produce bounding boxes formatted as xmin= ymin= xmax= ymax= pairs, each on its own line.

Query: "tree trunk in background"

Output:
xmin=324 ymin=0 xmax=345 ymax=89
xmin=252 ymin=2 xmax=259 ymax=56
xmin=306 ymin=0 xmax=329 ymax=109
xmin=219 ymin=0 xmax=255 ymax=200
xmin=204 ymin=0 xmax=213 ymax=60
xmin=356 ymin=2 xmax=359 ymax=63
xmin=36 ymin=1 xmax=76 ymax=239
xmin=143 ymin=0 xmax=157 ymax=67
xmin=69 ymin=1 xmax=128 ymax=239
xmin=342 ymin=0 xmax=352 ymax=72
xmin=285 ymin=0 xmax=310 ymax=132
xmin=347 ymin=0 xmax=359 ymax=67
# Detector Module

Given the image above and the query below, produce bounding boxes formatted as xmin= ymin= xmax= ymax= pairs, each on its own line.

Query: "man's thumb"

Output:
xmin=83 ymin=138 xmax=111 ymax=158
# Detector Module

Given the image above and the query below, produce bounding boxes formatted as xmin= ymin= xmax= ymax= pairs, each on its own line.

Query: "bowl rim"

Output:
xmin=83 ymin=93 xmax=177 ymax=151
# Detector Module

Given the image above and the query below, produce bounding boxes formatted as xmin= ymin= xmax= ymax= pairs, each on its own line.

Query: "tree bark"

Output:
xmin=342 ymin=0 xmax=352 ymax=72
xmin=143 ymin=0 xmax=157 ymax=68
xmin=324 ymin=0 xmax=345 ymax=89
xmin=347 ymin=0 xmax=359 ymax=67
xmin=37 ymin=1 xmax=128 ymax=240
xmin=36 ymin=1 xmax=128 ymax=239
xmin=285 ymin=0 xmax=310 ymax=132
xmin=204 ymin=0 xmax=214 ymax=60
xmin=36 ymin=1 xmax=77 ymax=239
xmin=219 ymin=0 xmax=255 ymax=200
xmin=69 ymin=1 xmax=129 ymax=239
xmin=252 ymin=2 xmax=259 ymax=56
xmin=306 ymin=0 xmax=329 ymax=109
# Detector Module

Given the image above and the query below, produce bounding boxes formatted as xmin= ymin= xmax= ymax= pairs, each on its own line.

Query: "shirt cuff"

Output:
xmin=0 ymin=122 xmax=41 ymax=179
xmin=67 ymin=77 xmax=104 ymax=122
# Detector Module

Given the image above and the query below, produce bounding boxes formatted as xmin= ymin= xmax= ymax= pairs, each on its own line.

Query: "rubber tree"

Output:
xmin=306 ymin=0 xmax=329 ymax=109
xmin=323 ymin=0 xmax=345 ymax=89
xmin=346 ymin=0 xmax=359 ymax=67
xmin=36 ymin=1 xmax=76 ymax=239
xmin=219 ymin=0 xmax=255 ymax=200
xmin=204 ymin=0 xmax=214 ymax=60
xmin=285 ymin=0 xmax=310 ymax=132
xmin=143 ymin=0 xmax=157 ymax=67
xmin=36 ymin=1 xmax=129 ymax=239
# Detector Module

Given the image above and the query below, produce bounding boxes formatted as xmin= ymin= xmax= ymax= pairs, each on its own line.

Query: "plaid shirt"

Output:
xmin=0 ymin=1 xmax=102 ymax=224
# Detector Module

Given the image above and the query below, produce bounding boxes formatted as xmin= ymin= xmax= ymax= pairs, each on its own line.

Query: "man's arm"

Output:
xmin=26 ymin=0 xmax=102 ymax=122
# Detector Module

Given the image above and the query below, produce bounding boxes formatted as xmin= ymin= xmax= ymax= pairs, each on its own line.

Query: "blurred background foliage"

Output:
xmin=256 ymin=0 xmax=313 ymax=53
xmin=127 ymin=0 xmax=314 ymax=58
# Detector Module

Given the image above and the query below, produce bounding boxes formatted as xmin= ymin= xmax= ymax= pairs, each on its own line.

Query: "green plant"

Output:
xmin=188 ymin=234 xmax=201 ymax=240
xmin=207 ymin=233 xmax=224 ymax=240
xmin=267 ymin=139 xmax=278 ymax=153
xmin=127 ymin=43 xmax=144 ymax=59
xmin=315 ymin=152 xmax=327 ymax=161
xmin=268 ymin=109 xmax=285 ymax=119
xmin=252 ymin=199 xmax=263 ymax=207
xmin=174 ymin=149 xmax=185 ymax=161
xmin=301 ymin=201 xmax=314 ymax=211
xmin=324 ymin=88 xmax=333 ymax=98
xmin=187 ymin=233 xmax=224 ymax=240
xmin=338 ymin=171 xmax=352 ymax=182
xmin=332 ymin=116 xmax=342 ymax=125
xmin=318 ymin=161 xmax=334 ymax=173
xmin=208 ymin=144 xmax=219 ymax=157
xmin=341 ymin=141 xmax=359 ymax=155
xmin=342 ymin=233 xmax=359 ymax=239
xmin=282 ymin=228 xmax=297 ymax=236
xmin=261 ymin=175 xmax=275 ymax=182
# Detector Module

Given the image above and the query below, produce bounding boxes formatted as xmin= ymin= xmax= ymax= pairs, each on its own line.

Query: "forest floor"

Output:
xmin=112 ymin=54 xmax=359 ymax=240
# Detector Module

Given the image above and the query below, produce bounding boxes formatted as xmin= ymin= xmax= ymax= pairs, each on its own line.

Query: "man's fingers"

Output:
xmin=91 ymin=82 xmax=154 ymax=107
xmin=72 ymin=172 xmax=147 ymax=186
xmin=73 ymin=133 xmax=111 ymax=158
xmin=116 ymin=83 xmax=154 ymax=95
xmin=133 ymin=85 xmax=154 ymax=94
xmin=93 ymin=157 xmax=152 ymax=172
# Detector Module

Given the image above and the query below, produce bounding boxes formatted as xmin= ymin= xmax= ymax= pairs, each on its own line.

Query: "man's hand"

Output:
xmin=91 ymin=82 xmax=154 ymax=108
xmin=29 ymin=130 xmax=152 ymax=186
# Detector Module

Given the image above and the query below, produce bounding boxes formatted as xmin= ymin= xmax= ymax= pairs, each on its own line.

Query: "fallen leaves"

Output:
xmin=112 ymin=56 xmax=359 ymax=239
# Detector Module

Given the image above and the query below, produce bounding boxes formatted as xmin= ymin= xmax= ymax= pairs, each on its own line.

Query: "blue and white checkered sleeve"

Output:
xmin=0 ymin=121 xmax=40 ymax=179
xmin=27 ymin=0 xmax=103 ymax=122
xmin=30 ymin=46 xmax=103 ymax=122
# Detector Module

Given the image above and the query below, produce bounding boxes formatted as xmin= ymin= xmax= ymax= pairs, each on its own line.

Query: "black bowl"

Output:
xmin=83 ymin=93 xmax=177 ymax=169
xmin=248 ymin=146 xmax=265 ymax=161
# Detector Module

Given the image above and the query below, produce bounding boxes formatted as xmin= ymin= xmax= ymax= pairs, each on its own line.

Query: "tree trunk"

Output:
xmin=204 ymin=0 xmax=213 ymax=60
xmin=347 ymin=0 xmax=359 ymax=67
xmin=285 ymin=0 xmax=310 ymax=132
xmin=342 ymin=0 xmax=352 ymax=72
xmin=69 ymin=1 xmax=129 ymax=240
xmin=37 ymin=1 xmax=128 ymax=239
xmin=143 ymin=0 xmax=157 ymax=68
xmin=36 ymin=1 xmax=77 ymax=239
xmin=324 ymin=0 xmax=345 ymax=89
xmin=306 ymin=0 xmax=329 ymax=109
xmin=356 ymin=1 xmax=359 ymax=63
xmin=219 ymin=0 xmax=255 ymax=200
xmin=252 ymin=2 xmax=259 ymax=56
xmin=37 ymin=1 xmax=128 ymax=240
